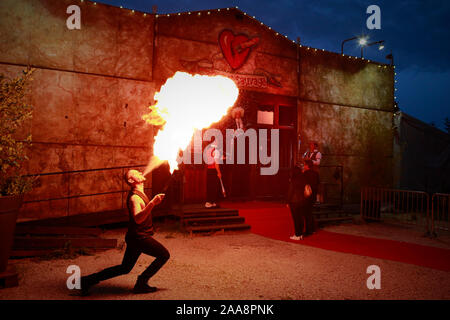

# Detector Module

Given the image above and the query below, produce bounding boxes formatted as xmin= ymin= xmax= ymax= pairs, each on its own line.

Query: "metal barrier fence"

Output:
xmin=360 ymin=187 xmax=431 ymax=234
xmin=431 ymin=193 xmax=450 ymax=234
xmin=318 ymin=165 xmax=344 ymax=207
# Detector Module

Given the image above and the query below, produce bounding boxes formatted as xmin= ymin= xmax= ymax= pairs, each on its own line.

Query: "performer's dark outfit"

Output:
xmin=206 ymin=166 xmax=221 ymax=203
xmin=206 ymin=145 xmax=222 ymax=205
xmin=287 ymin=166 xmax=319 ymax=237
xmin=303 ymin=146 xmax=322 ymax=202
xmin=81 ymin=189 xmax=170 ymax=295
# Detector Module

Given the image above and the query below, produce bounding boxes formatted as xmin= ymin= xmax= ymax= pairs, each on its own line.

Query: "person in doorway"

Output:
xmin=79 ymin=170 xmax=169 ymax=295
xmin=302 ymin=160 xmax=320 ymax=235
xmin=302 ymin=141 xmax=323 ymax=203
xmin=302 ymin=141 xmax=322 ymax=172
xmin=287 ymin=160 xmax=319 ymax=240
xmin=231 ymin=106 xmax=245 ymax=130
xmin=205 ymin=138 xmax=223 ymax=208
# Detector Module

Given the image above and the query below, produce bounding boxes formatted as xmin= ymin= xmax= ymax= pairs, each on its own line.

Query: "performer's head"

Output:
xmin=309 ymin=141 xmax=318 ymax=151
xmin=125 ymin=169 xmax=146 ymax=188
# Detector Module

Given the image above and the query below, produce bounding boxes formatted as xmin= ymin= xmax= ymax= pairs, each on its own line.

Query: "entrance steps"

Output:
xmin=176 ymin=205 xmax=251 ymax=235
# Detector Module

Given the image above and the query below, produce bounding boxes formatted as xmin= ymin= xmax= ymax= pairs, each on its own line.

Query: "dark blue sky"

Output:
xmin=98 ymin=0 xmax=450 ymax=131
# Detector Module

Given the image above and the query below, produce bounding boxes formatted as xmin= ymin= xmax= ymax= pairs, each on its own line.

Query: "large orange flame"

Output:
xmin=143 ymin=72 xmax=239 ymax=174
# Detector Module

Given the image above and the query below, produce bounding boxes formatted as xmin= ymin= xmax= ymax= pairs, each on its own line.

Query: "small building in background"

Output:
xmin=394 ymin=112 xmax=450 ymax=194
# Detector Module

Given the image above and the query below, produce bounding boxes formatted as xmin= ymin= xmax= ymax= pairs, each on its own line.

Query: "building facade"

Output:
xmin=0 ymin=0 xmax=395 ymax=221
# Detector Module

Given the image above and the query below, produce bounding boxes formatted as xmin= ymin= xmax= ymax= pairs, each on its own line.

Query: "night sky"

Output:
xmin=97 ymin=0 xmax=450 ymax=131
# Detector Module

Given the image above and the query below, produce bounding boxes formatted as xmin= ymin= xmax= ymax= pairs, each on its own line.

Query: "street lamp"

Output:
xmin=341 ymin=36 xmax=369 ymax=56
xmin=361 ymin=40 xmax=385 ymax=58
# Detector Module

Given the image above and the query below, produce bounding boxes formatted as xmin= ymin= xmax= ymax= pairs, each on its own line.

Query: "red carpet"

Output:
xmin=221 ymin=201 xmax=450 ymax=272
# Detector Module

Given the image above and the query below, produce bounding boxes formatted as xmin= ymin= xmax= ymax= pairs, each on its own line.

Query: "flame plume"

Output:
xmin=143 ymin=72 xmax=239 ymax=174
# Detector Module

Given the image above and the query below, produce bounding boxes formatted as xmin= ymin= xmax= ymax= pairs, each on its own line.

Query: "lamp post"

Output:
xmin=361 ymin=40 xmax=385 ymax=58
xmin=341 ymin=36 xmax=357 ymax=55
xmin=341 ymin=36 xmax=370 ymax=56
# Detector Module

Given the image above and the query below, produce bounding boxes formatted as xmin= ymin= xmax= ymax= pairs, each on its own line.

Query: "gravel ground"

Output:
xmin=324 ymin=219 xmax=450 ymax=249
xmin=1 ymin=222 xmax=449 ymax=300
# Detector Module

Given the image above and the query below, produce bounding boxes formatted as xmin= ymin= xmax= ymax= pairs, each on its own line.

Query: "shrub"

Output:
xmin=0 ymin=68 xmax=35 ymax=196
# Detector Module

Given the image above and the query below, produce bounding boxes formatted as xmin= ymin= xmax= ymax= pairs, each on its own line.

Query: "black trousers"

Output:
xmin=206 ymin=168 xmax=221 ymax=203
xmin=86 ymin=235 xmax=170 ymax=283
xmin=289 ymin=202 xmax=315 ymax=236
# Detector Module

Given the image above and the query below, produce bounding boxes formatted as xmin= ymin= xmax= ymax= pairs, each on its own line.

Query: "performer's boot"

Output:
xmin=80 ymin=275 xmax=99 ymax=296
xmin=133 ymin=276 xmax=157 ymax=294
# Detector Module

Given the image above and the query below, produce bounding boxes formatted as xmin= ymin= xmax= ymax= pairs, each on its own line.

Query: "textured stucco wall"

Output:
xmin=0 ymin=1 xmax=395 ymax=219
xmin=0 ymin=0 xmax=156 ymax=220
xmin=154 ymin=9 xmax=299 ymax=97
xmin=298 ymin=48 xmax=395 ymax=202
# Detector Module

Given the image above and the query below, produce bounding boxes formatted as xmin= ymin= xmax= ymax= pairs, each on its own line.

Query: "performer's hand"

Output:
xmin=152 ymin=193 xmax=165 ymax=205
xmin=304 ymin=185 xmax=312 ymax=198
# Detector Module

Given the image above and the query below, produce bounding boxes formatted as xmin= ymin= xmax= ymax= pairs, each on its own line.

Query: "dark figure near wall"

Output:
xmin=287 ymin=160 xmax=320 ymax=240
xmin=79 ymin=170 xmax=170 ymax=296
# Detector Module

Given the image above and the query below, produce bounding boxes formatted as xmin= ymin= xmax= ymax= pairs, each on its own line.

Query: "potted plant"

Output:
xmin=0 ymin=68 xmax=34 ymax=273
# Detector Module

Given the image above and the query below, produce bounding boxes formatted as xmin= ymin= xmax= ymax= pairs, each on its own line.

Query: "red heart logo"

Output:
xmin=219 ymin=30 xmax=258 ymax=70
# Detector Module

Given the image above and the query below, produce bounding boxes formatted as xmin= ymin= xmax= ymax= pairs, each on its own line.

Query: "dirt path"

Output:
xmin=1 ymin=224 xmax=449 ymax=300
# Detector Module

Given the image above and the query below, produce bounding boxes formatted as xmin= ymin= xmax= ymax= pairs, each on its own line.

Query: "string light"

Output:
xmin=128 ymin=7 xmax=360 ymax=55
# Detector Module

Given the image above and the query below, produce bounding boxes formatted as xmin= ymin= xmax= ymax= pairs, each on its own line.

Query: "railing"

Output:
xmin=318 ymin=165 xmax=344 ymax=207
xmin=23 ymin=164 xmax=147 ymax=216
xmin=360 ymin=187 xmax=431 ymax=234
xmin=431 ymin=193 xmax=450 ymax=234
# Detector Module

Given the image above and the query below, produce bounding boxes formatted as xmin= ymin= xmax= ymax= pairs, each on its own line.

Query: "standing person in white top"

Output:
xmin=205 ymin=138 xmax=223 ymax=208
xmin=302 ymin=141 xmax=323 ymax=203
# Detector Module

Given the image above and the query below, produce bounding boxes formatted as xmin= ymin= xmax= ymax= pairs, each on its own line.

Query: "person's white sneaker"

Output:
xmin=205 ymin=202 xmax=212 ymax=208
xmin=211 ymin=202 xmax=217 ymax=207
xmin=290 ymin=235 xmax=303 ymax=241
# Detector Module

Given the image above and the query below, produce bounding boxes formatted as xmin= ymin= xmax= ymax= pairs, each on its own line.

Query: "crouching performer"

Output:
xmin=80 ymin=170 xmax=170 ymax=295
